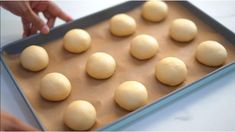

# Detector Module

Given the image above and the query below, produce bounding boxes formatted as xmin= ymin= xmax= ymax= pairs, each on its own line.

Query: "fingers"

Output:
xmin=1 ymin=112 xmax=38 ymax=131
xmin=47 ymin=1 xmax=72 ymax=22
xmin=23 ymin=7 xmax=49 ymax=35
xmin=30 ymin=11 xmax=39 ymax=35
xmin=43 ymin=11 xmax=55 ymax=29
xmin=5 ymin=118 xmax=37 ymax=131
xmin=22 ymin=10 xmax=48 ymax=37
xmin=21 ymin=1 xmax=72 ymax=37
xmin=21 ymin=18 xmax=31 ymax=38
xmin=56 ymin=9 xmax=72 ymax=22
xmin=47 ymin=17 xmax=56 ymax=28
xmin=22 ymin=14 xmax=41 ymax=37
xmin=30 ymin=25 xmax=38 ymax=35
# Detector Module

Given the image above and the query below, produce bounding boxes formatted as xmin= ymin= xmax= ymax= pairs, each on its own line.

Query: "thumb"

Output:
xmin=24 ymin=8 xmax=49 ymax=34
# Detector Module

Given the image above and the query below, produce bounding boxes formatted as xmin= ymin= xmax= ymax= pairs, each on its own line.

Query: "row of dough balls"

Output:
xmin=110 ymin=0 xmax=168 ymax=37
xmin=42 ymin=80 xmax=148 ymax=131
xmin=111 ymin=13 xmax=197 ymax=42
xmin=111 ymin=1 xmax=197 ymax=43
xmin=41 ymin=72 xmax=148 ymax=130
xmin=20 ymin=36 xmax=228 ymax=73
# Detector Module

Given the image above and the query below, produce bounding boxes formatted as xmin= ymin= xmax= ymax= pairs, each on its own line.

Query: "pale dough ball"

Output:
xmin=86 ymin=52 xmax=116 ymax=79
xmin=142 ymin=0 xmax=168 ymax=22
xmin=114 ymin=81 xmax=148 ymax=111
xmin=109 ymin=13 xmax=136 ymax=37
xmin=130 ymin=34 xmax=159 ymax=60
xmin=64 ymin=29 xmax=91 ymax=53
xmin=64 ymin=100 xmax=96 ymax=130
xmin=196 ymin=41 xmax=227 ymax=66
xmin=20 ymin=45 xmax=49 ymax=71
xmin=155 ymin=57 xmax=187 ymax=86
xmin=169 ymin=18 xmax=198 ymax=42
xmin=40 ymin=72 xmax=71 ymax=101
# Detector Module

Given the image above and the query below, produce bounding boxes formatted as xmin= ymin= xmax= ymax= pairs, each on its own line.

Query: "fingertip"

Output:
xmin=58 ymin=11 xmax=73 ymax=22
xmin=40 ymin=25 xmax=50 ymax=34
xmin=66 ymin=16 xmax=73 ymax=22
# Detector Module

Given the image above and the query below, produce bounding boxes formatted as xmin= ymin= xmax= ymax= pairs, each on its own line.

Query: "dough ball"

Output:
xmin=64 ymin=100 xmax=96 ymax=130
xmin=142 ymin=0 xmax=168 ymax=22
xmin=40 ymin=72 xmax=71 ymax=101
xmin=86 ymin=52 xmax=116 ymax=79
xmin=114 ymin=81 xmax=148 ymax=111
xmin=63 ymin=29 xmax=91 ymax=53
xmin=196 ymin=41 xmax=227 ymax=66
xmin=155 ymin=57 xmax=187 ymax=86
xmin=20 ymin=45 xmax=49 ymax=71
xmin=169 ymin=18 xmax=198 ymax=42
xmin=109 ymin=13 xmax=136 ymax=37
xmin=130 ymin=34 xmax=159 ymax=60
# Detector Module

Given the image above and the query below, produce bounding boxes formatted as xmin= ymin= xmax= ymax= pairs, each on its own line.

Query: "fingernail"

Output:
xmin=41 ymin=25 xmax=49 ymax=34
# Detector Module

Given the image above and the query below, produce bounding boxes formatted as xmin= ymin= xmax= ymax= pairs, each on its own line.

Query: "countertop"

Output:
xmin=1 ymin=1 xmax=235 ymax=130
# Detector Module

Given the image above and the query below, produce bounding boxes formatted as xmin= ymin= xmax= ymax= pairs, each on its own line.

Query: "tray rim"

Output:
xmin=0 ymin=59 xmax=46 ymax=130
xmin=1 ymin=1 xmax=235 ymax=131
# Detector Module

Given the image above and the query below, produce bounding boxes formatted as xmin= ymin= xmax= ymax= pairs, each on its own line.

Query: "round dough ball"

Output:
xmin=109 ymin=13 xmax=136 ymax=37
xmin=86 ymin=52 xmax=116 ymax=79
xmin=20 ymin=45 xmax=49 ymax=71
xmin=169 ymin=18 xmax=198 ymax=42
xmin=114 ymin=81 xmax=148 ymax=111
xmin=155 ymin=57 xmax=187 ymax=86
xmin=142 ymin=0 xmax=168 ymax=22
xmin=130 ymin=34 xmax=159 ymax=60
xmin=63 ymin=29 xmax=91 ymax=53
xmin=64 ymin=100 xmax=96 ymax=130
xmin=195 ymin=41 xmax=227 ymax=66
xmin=40 ymin=72 xmax=71 ymax=101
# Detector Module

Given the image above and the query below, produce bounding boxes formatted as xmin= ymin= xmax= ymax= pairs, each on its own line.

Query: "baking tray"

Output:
xmin=1 ymin=1 xmax=235 ymax=131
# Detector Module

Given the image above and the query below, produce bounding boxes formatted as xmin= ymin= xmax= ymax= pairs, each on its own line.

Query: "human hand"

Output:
xmin=0 ymin=111 xmax=38 ymax=131
xmin=1 ymin=1 xmax=72 ymax=37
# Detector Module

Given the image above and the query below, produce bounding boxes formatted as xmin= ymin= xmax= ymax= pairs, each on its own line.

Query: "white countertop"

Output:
xmin=1 ymin=1 xmax=235 ymax=130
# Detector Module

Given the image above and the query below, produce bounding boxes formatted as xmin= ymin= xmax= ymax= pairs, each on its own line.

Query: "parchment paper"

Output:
xmin=3 ymin=2 xmax=235 ymax=130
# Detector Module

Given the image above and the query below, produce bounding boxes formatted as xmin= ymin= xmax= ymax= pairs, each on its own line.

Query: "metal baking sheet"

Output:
xmin=1 ymin=1 xmax=235 ymax=131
